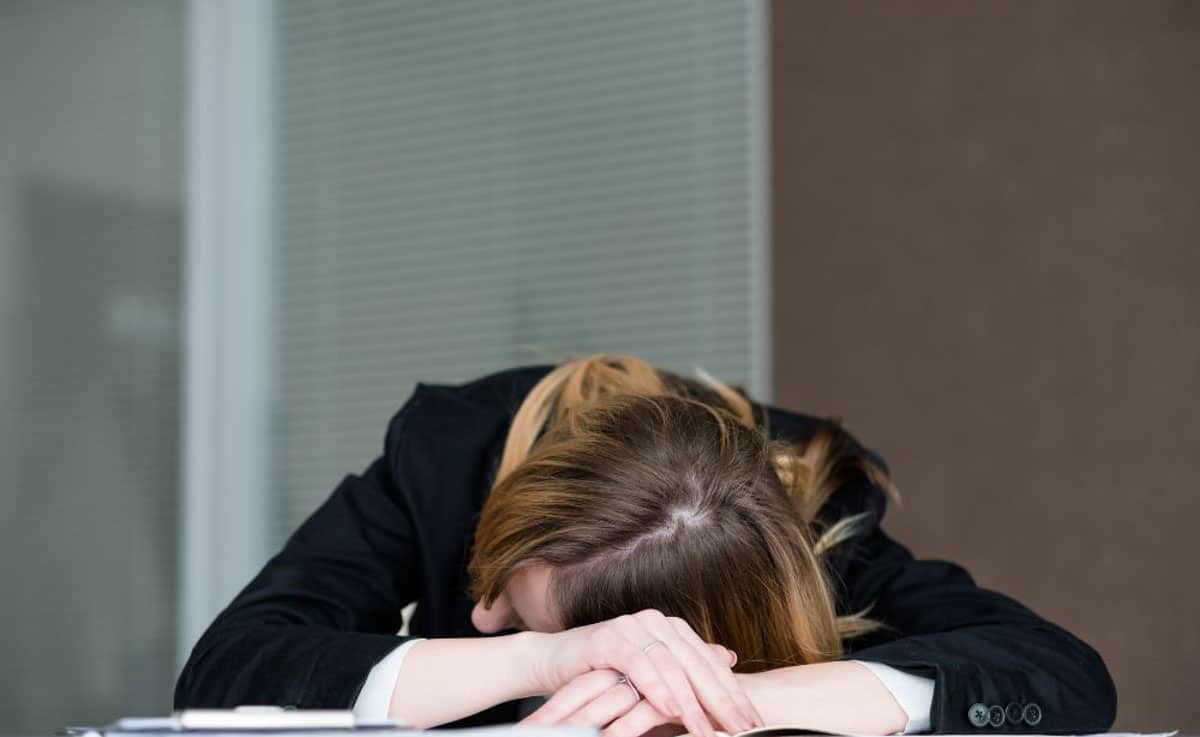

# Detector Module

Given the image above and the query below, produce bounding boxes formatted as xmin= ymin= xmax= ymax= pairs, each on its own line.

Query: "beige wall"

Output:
xmin=770 ymin=2 xmax=1199 ymax=731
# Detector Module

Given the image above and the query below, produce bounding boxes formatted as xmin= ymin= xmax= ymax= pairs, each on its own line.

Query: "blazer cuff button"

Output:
xmin=1023 ymin=703 xmax=1043 ymax=726
xmin=1005 ymin=703 xmax=1023 ymax=725
xmin=968 ymin=703 xmax=990 ymax=728
xmin=988 ymin=705 xmax=1006 ymax=728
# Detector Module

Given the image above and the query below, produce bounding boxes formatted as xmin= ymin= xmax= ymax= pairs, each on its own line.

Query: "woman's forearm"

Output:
xmin=739 ymin=661 xmax=908 ymax=735
xmin=388 ymin=632 xmax=550 ymax=727
xmin=388 ymin=610 xmax=760 ymax=736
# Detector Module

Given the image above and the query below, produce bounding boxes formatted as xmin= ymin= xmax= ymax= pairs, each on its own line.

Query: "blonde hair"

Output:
xmin=470 ymin=354 xmax=894 ymax=669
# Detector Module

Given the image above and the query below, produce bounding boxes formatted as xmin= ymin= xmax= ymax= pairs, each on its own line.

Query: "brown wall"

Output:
xmin=770 ymin=2 xmax=1199 ymax=732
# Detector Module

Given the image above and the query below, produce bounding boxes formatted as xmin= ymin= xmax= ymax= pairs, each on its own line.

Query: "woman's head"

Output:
xmin=468 ymin=355 xmax=887 ymax=670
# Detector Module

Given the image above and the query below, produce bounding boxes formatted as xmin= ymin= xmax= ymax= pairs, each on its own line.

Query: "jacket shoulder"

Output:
xmin=413 ymin=363 xmax=554 ymax=413
xmin=381 ymin=364 xmax=553 ymax=437
xmin=377 ymin=364 xmax=554 ymax=495
xmin=440 ymin=363 xmax=557 ymax=407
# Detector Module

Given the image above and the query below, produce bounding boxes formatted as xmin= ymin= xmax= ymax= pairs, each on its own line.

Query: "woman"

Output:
xmin=175 ymin=355 xmax=1116 ymax=736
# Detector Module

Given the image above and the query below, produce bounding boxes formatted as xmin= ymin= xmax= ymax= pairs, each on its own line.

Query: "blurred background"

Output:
xmin=0 ymin=0 xmax=1195 ymax=733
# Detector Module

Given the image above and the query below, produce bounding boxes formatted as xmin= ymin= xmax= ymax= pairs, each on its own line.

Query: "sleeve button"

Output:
xmin=988 ymin=705 xmax=1006 ymax=727
xmin=968 ymin=703 xmax=990 ymax=728
xmin=1005 ymin=703 xmax=1023 ymax=724
xmin=1023 ymin=703 xmax=1043 ymax=726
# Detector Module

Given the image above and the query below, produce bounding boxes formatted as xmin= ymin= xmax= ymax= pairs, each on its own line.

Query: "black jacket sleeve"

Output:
xmin=829 ymin=480 xmax=1117 ymax=733
xmin=173 ymin=407 xmax=423 ymax=710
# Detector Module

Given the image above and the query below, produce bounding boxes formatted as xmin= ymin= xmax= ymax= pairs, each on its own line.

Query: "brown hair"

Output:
xmin=468 ymin=354 xmax=894 ymax=671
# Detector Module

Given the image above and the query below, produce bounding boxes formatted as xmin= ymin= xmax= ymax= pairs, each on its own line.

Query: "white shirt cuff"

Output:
xmin=352 ymin=639 xmax=425 ymax=723
xmin=853 ymin=660 xmax=935 ymax=734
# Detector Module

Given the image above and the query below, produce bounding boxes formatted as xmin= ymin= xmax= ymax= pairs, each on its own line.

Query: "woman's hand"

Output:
xmin=525 ymin=609 xmax=761 ymax=737
xmin=522 ymin=668 xmax=678 ymax=737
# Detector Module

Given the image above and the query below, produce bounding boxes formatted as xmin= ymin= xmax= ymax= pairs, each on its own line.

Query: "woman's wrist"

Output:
xmin=513 ymin=629 xmax=559 ymax=697
xmin=389 ymin=631 xmax=557 ymax=727
xmin=737 ymin=661 xmax=908 ymax=735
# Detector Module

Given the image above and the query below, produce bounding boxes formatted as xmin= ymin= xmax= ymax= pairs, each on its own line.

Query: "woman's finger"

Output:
xmin=670 ymin=618 xmax=762 ymax=728
xmin=632 ymin=611 xmax=753 ymax=735
xmin=602 ymin=698 xmax=676 ymax=737
xmin=707 ymin=642 xmax=737 ymax=668
xmin=678 ymin=625 xmax=742 ymax=688
xmin=585 ymin=618 xmax=684 ymax=717
xmin=523 ymin=669 xmax=622 ymax=725
xmin=612 ymin=614 xmax=717 ymax=737
xmin=563 ymin=678 xmax=642 ymax=727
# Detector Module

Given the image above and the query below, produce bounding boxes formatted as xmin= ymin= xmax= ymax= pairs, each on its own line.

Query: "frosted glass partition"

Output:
xmin=271 ymin=0 xmax=769 ymax=542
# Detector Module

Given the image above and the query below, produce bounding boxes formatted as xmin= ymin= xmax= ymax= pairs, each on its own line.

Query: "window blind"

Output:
xmin=272 ymin=0 xmax=768 ymax=541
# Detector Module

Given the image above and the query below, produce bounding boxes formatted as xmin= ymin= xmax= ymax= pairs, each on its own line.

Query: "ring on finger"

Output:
xmin=641 ymin=639 xmax=667 ymax=655
xmin=616 ymin=675 xmax=641 ymax=702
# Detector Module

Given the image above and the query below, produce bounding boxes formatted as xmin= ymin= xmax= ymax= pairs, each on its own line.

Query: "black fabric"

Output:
xmin=174 ymin=364 xmax=1116 ymax=733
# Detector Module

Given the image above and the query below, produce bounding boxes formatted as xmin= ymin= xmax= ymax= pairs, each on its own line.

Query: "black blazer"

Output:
xmin=174 ymin=364 xmax=1116 ymax=733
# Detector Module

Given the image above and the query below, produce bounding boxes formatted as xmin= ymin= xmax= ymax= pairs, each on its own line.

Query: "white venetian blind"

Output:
xmin=272 ymin=0 xmax=768 ymax=541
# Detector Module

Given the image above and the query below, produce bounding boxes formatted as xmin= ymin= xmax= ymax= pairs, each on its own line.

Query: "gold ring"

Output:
xmin=641 ymin=639 xmax=667 ymax=655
